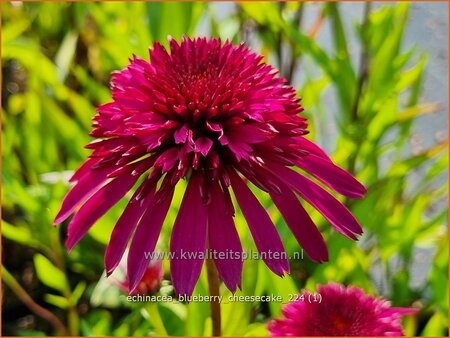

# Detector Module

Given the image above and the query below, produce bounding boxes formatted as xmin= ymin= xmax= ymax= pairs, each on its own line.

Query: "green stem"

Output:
xmin=276 ymin=2 xmax=286 ymax=75
xmin=52 ymin=231 xmax=79 ymax=336
xmin=347 ymin=2 xmax=372 ymax=177
xmin=287 ymin=3 xmax=305 ymax=83
xmin=350 ymin=1 xmax=372 ymax=123
xmin=66 ymin=305 xmax=79 ymax=337
xmin=206 ymin=258 xmax=221 ymax=336
xmin=3 ymin=267 xmax=69 ymax=336
xmin=146 ymin=302 xmax=168 ymax=336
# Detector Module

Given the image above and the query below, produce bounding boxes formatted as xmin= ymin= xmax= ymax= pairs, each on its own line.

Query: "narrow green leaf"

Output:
xmin=55 ymin=31 xmax=78 ymax=82
xmin=44 ymin=294 xmax=70 ymax=309
xmin=2 ymin=220 xmax=41 ymax=248
xmin=421 ymin=311 xmax=447 ymax=336
xmin=33 ymin=254 xmax=68 ymax=293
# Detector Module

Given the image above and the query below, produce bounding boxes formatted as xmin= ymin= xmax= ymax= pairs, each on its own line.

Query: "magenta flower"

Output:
xmin=268 ymin=283 xmax=416 ymax=336
xmin=54 ymin=37 xmax=366 ymax=296
xmin=117 ymin=259 xmax=164 ymax=296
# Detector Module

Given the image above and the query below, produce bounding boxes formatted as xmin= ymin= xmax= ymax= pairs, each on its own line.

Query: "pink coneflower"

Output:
xmin=268 ymin=283 xmax=416 ymax=336
xmin=54 ymin=37 xmax=366 ymax=297
xmin=116 ymin=259 xmax=164 ymax=295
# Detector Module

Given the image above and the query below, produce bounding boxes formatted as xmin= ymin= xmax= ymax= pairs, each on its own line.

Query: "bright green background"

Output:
xmin=2 ymin=2 xmax=448 ymax=336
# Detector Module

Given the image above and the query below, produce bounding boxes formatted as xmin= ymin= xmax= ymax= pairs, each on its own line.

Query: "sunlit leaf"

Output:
xmin=33 ymin=253 xmax=68 ymax=293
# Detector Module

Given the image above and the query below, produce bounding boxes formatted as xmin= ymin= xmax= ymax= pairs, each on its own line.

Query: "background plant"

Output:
xmin=2 ymin=2 xmax=448 ymax=336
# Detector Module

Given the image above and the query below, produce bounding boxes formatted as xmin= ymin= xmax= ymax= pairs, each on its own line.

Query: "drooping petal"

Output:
xmin=208 ymin=182 xmax=243 ymax=292
xmin=297 ymin=136 xmax=332 ymax=161
xmin=65 ymin=172 xmax=139 ymax=251
xmin=104 ymin=181 xmax=157 ymax=275
xmin=54 ymin=165 xmax=115 ymax=224
xmin=170 ymin=173 xmax=208 ymax=296
xmin=269 ymin=183 xmax=329 ymax=263
xmin=267 ymin=162 xmax=363 ymax=239
xmin=69 ymin=157 xmax=98 ymax=183
xmin=296 ymin=154 xmax=367 ymax=198
xmin=244 ymin=164 xmax=328 ymax=262
xmin=127 ymin=179 xmax=174 ymax=293
xmin=229 ymin=169 xmax=289 ymax=276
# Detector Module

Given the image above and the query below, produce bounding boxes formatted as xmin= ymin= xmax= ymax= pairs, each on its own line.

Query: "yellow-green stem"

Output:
xmin=146 ymin=302 xmax=168 ymax=336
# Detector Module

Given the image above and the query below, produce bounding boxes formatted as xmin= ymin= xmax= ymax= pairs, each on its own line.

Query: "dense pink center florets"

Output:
xmin=91 ymin=37 xmax=306 ymax=183
xmin=268 ymin=283 xmax=416 ymax=336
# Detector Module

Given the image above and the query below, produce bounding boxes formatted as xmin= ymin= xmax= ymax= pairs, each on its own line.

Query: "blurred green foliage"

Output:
xmin=2 ymin=2 xmax=448 ymax=336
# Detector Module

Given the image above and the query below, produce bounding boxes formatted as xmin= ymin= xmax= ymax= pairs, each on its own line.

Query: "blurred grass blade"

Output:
xmin=55 ymin=31 xmax=78 ymax=82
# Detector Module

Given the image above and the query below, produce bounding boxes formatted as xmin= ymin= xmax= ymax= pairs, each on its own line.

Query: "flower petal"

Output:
xmin=54 ymin=165 xmax=114 ymax=224
xmin=267 ymin=162 xmax=363 ymax=239
xmin=195 ymin=137 xmax=213 ymax=156
xmin=174 ymin=124 xmax=188 ymax=144
xmin=270 ymin=182 xmax=329 ymax=263
xmin=65 ymin=173 xmax=139 ymax=251
xmin=297 ymin=136 xmax=332 ymax=161
xmin=229 ymin=170 xmax=289 ymax=276
xmin=208 ymin=182 xmax=243 ymax=292
xmin=296 ymin=154 xmax=367 ymax=198
xmin=69 ymin=157 xmax=98 ymax=182
xmin=127 ymin=181 xmax=174 ymax=293
xmin=384 ymin=307 xmax=418 ymax=316
xmin=170 ymin=173 xmax=208 ymax=297
xmin=242 ymin=164 xmax=328 ymax=262
xmin=154 ymin=148 xmax=179 ymax=173
xmin=104 ymin=183 xmax=156 ymax=275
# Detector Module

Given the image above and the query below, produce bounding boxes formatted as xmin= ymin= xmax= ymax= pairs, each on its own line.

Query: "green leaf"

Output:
xmin=71 ymin=281 xmax=87 ymax=305
xmin=146 ymin=2 xmax=205 ymax=44
xmin=429 ymin=237 xmax=449 ymax=316
xmin=185 ymin=272 xmax=209 ymax=336
xmin=421 ymin=311 xmax=447 ymax=336
xmin=395 ymin=55 xmax=427 ymax=93
xmin=284 ymin=26 xmax=334 ymax=78
xmin=2 ymin=220 xmax=41 ymax=249
xmin=159 ymin=302 xmax=186 ymax=336
xmin=15 ymin=330 xmax=46 ymax=337
xmin=55 ymin=31 xmax=78 ymax=82
xmin=44 ymin=294 xmax=70 ymax=309
xmin=396 ymin=102 xmax=439 ymax=122
xmin=142 ymin=303 xmax=168 ymax=336
xmin=80 ymin=310 xmax=112 ymax=336
xmin=266 ymin=269 xmax=298 ymax=316
xmin=244 ymin=323 xmax=269 ymax=336
xmin=221 ymin=287 xmax=252 ymax=336
xmin=2 ymin=18 xmax=31 ymax=44
xmin=239 ymin=2 xmax=283 ymax=30
xmin=327 ymin=3 xmax=351 ymax=63
xmin=33 ymin=254 xmax=68 ymax=293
